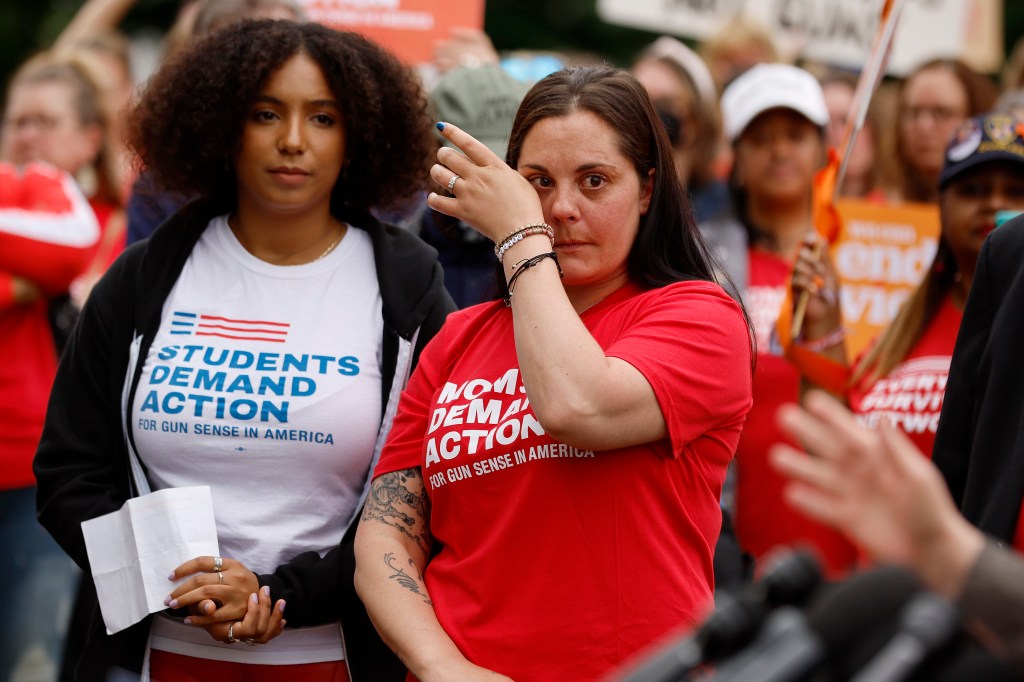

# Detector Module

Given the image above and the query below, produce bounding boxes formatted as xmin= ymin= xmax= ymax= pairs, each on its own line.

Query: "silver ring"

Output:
xmin=245 ymin=638 xmax=258 ymax=646
xmin=212 ymin=556 xmax=223 ymax=572
xmin=217 ymin=571 xmax=224 ymax=585
xmin=446 ymin=174 xmax=460 ymax=194
xmin=227 ymin=622 xmax=238 ymax=644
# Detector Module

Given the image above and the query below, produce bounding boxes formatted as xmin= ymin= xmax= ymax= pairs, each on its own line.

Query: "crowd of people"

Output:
xmin=5 ymin=1 xmax=1024 ymax=680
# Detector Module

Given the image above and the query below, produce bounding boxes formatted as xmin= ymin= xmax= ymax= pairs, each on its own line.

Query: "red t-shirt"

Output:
xmin=734 ymin=248 xmax=857 ymax=576
xmin=375 ymin=280 xmax=752 ymax=681
xmin=849 ymin=296 xmax=962 ymax=458
xmin=0 ymin=163 xmax=99 ymax=488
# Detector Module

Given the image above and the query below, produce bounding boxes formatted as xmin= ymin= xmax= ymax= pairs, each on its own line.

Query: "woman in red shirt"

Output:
xmin=355 ymin=65 xmax=753 ymax=682
xmin=709 ymin=63 xmax=858 ymax=576
xmin=794 ymin=111 xmax=1024 ymax=458
xmin=3 ymin=54 xmax=127 ymax=336
xmin=0 ymin=51 xmax=118 ymax=680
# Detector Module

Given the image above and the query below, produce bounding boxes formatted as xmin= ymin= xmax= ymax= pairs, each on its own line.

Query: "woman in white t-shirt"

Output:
xmin=34 ymin=20 xmax=454 ymax=681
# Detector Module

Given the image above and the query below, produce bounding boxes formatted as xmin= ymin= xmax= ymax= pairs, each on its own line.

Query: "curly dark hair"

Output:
xmin=126 ymin=19 xmax=432 ymax=214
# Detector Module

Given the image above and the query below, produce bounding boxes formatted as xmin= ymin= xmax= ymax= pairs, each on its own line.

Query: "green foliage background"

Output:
xmin=0 ymin=0 xmax=1021 ymax=99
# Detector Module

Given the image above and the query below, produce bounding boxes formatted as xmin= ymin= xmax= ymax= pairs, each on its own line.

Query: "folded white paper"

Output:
xmin=81 ymin=486 xmax=219 ymax=634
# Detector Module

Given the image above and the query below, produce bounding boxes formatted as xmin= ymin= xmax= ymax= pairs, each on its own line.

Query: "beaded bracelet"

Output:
xmin=494 ymin=223 xmax=554 ymax=262
xmin=798 ymin=327 xmax=846 ymax=354
xmin=503 ymin=252 xmax=563 ymax=307
xmin=494 ymin=223 xmax=552 ymax=251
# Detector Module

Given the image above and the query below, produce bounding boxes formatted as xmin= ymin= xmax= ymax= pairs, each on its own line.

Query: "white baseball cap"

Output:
xmin=721 ymin=63 xmax=828 ymax=142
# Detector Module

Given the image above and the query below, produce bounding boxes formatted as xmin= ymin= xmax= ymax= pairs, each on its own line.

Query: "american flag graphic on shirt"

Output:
xmin=170 ymin=311 xmax=290 ymax=343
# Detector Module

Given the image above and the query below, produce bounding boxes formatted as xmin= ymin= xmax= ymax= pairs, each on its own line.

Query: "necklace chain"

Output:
xmin=314 ymin=231 xmax=344 ymax=262
xmin=229 ymin=215 xmax=345 ymax=265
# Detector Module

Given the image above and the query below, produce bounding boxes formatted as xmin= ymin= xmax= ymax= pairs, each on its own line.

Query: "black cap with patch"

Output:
xmin=939 ymin=112 xmax=1024 ymax=190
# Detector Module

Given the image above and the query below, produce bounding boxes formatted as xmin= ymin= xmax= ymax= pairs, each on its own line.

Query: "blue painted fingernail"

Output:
xmin=168 ymin=599 xmax=178 ymax=609
xmin=183 ymin=617 xmax=192 ymax=625
xmin=168 ymin=572 xmax=175 ymax=581
xmin=436 ymin=122 xmax=446 ymax=131
xmin=278 ymin=600 xmax=287 ymax=613
xmin=261 ymin=586 xmax=270 ymax=597
xmin=250 ymin=593 xmax=258 ymax=604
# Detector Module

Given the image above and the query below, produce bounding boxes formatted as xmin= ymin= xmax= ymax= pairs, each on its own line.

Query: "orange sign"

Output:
xmin=301 ymin=0 xmax=486 ymax=65
xmin=833 ymin=200 xmax=941 ymax=358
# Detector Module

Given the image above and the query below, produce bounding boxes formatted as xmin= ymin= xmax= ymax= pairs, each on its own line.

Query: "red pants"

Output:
xmin=150 ymin=650 xmax=350 ymax=682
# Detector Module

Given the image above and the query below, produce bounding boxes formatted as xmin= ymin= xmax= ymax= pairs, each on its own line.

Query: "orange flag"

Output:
xmin=775 ymin=149 xmax=849 ymax=393
xmin=774 ymin=0 xmax=906 ymax=393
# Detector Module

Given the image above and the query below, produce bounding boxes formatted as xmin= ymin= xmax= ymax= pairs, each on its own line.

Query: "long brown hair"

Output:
xmin=851 ymin=234 xmax=958 ymax=385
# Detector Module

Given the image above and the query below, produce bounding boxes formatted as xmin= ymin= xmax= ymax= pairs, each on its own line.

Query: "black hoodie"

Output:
xmin=34 ymin=198 xmax=455 ymax=680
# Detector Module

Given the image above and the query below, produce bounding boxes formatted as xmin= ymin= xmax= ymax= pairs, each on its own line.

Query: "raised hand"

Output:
xmin=426 ymin=122 xmax=545 ymax=244
xmin=432 ymin=27 xmax=500 ymax=73
xmin=790 ymin=234 xmax=843 ymax=342
xmin=769 ymin=391 xmax=983 ymax=597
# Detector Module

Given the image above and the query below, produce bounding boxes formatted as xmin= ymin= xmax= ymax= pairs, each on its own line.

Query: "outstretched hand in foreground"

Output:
xmin=769 ymin=390 xmax=984 ymax=599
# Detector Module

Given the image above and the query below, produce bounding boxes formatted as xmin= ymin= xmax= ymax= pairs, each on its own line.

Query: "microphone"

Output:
xmin=851 ymin=592 xmax=960 ymax=682
xmin=612 ymin=549 xmax=821 ymax=682
xmin=702 ymin=565 xmax=923 ymax=682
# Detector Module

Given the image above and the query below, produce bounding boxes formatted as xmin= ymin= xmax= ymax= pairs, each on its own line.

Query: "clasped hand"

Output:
xmin=166 ymin=555 xmax=285 ymax=644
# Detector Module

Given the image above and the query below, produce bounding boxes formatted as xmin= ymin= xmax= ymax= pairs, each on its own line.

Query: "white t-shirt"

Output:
xmin=133 ymin=215 xmax=382 ymax=663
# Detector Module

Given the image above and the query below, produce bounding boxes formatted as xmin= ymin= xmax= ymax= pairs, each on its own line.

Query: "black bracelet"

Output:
xmin=503 ymin=251 xmax=563 ymax=307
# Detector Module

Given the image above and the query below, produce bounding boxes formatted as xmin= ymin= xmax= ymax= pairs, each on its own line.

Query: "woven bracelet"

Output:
xmin=503 ymin=251 xmax=563 ymax=307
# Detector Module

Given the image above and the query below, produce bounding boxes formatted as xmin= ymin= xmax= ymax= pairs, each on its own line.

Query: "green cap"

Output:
xmin=430 ymin=64 xmax=531 ymax=160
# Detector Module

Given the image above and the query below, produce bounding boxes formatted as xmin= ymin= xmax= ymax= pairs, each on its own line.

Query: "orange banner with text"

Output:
xmin=832 ymin=200 xmax=940 ymax=358
xmin=301 ymin=0 xmax=485 ymax=65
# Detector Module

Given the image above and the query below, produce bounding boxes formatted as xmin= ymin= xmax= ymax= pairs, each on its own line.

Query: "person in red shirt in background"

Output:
xmin=707 ymin=63 xmax=858 ymax=577
xmin=1 ymin=58 xmax=123 ymax=680
xmin=2 ymin=54 xmax=126 ymax=343
xmin=792 ymin=111 xmax=1024 ymax=459
xmin=0 ymin=162 xmax=98 ymax=682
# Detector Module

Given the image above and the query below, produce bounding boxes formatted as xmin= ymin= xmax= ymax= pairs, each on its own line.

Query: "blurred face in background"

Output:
xmin=823 ymin=79 xmax=876 ymax=196
xmin=940 ymin=162 xmax=1024 ymax=275
xmin=734 ymin=108 xmax=825 ymax=206
xmin=1 ymin=80 xmax=102 ymax=174
xmin=633 ymin=58 xmax=697 ymax=182
xmin=900 ymin=66 xmax=969 ymax=178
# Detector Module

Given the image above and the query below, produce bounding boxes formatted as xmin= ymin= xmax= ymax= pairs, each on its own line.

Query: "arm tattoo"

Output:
xmin=362 ymin=467 xmax=432 ymax=555
xmin=384 ymin=552 xmax=432 ymax=606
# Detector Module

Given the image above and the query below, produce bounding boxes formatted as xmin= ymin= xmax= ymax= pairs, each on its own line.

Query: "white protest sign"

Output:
xmin=597 ymin=0 xmax=1002 ymax=76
